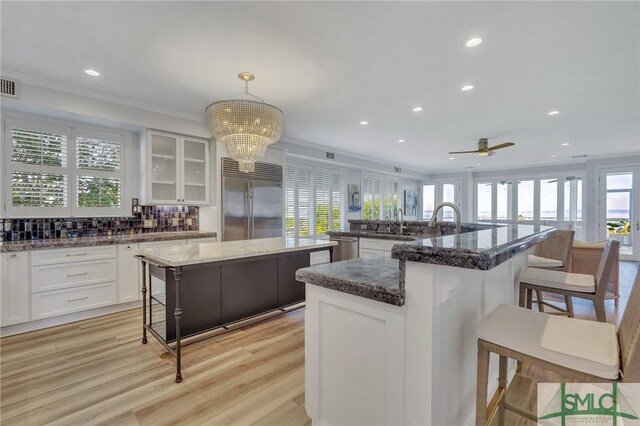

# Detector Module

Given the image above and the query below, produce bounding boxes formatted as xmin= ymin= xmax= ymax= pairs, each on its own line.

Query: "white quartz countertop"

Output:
xmin=136 ymin=237 xmax=337 ymax=267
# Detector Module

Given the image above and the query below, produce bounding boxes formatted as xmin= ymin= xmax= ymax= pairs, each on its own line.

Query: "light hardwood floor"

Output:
xmin=1 ymin=262 xmax=637 ymax=426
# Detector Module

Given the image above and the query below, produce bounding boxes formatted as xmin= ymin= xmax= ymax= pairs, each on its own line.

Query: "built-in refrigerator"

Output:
xmin=221 ymin=158 xmax=283 ymax=241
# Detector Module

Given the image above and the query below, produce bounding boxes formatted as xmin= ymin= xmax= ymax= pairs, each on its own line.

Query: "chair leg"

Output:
xmin=498 ymin=355 xmax=508 ymax=426
xmin=526 ymin=289 xmax=533 ymax=310
xmin=476 ymin=342 xmax=490 ymax=426
xmin=518 ymin=284 xmax=526 ymax=308
xmin=564 ymin=295 xmax=574 ymax=317
xmin=536 ymin=290 xmax=545 ymax=312
xmin=594 ymin=300 xmax=607 ymax=323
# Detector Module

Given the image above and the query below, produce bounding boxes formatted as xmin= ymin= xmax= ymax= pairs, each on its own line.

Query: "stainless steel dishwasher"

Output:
xmin=329 ymin=236 xmax=359 ymax=261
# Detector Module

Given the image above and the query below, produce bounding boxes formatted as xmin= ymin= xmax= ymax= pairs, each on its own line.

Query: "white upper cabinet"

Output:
xmin=144 ymin=131 xmax=210 ymax=205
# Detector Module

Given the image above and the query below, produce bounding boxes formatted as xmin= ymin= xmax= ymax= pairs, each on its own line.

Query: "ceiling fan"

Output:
xmin=449 ymin=138 xmax=515 ymax=157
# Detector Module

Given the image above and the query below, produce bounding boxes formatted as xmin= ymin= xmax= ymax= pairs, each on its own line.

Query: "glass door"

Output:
xmin=149 ymin=132 xmax=179 ymax=204
xmin=438 ymin=179 xmax=460 ymax=221
xmin=181 ymin=138 xmax=209 ymax=205
xmin=600 ymin=167 xmax=640 ymax=261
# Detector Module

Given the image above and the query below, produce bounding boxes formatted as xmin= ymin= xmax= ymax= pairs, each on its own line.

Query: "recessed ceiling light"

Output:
xmin=547 ymin=110 xmax=561 ymax=116
xmin=476 ymin=163 xmax=481 ymax=166
xmin=359 ymin=120 xmax=369 ymax=125
xmin=550 ymin=155 xmax=557 ymax=158
xmin=397 ymin=139 xmax=406 ymax=143
xmin=84 ymin=69 xmax=100 ymax=77
xmin=449 ymin=157 xmax=455 ymax=160
xmin=561 ymin=142 xmax=571 ymax=146
xmin=412 ymin=106 xmax=423 ymax=112
xmin=466 ymin=38 xmax=483 ymax=47
xmin=461 ymin=85 xmax=474 ymax=91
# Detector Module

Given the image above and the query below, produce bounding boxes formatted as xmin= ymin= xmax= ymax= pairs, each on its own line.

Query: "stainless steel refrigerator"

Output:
xmin=221 ymin=158 xmax=284 ymax=241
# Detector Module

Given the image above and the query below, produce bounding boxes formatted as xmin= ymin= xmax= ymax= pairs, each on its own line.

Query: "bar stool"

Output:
xmin=527 ymin=230 xmax=575 ymax=313
xmin=476 ymin=265 xmax=640 ymax=426
xmin=519 ymin=239 xmax=619 ymax=322
xmin=528 ymin=229 xmax=574 ymax=272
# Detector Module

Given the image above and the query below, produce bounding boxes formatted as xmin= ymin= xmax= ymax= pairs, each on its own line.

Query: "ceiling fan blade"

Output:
xmin=448 ymin=150 xmax=480 ymax=154
xmin=487 ymin=142 xmax=515 ymax=150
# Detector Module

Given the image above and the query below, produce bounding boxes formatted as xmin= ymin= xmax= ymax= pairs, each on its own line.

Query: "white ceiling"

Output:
xmin=1 ymin=1 xmax=638 ymax=173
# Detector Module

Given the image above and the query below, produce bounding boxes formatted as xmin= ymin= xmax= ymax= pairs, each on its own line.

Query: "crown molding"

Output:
xmin=0 ymin=69 xmax=206 ymax=124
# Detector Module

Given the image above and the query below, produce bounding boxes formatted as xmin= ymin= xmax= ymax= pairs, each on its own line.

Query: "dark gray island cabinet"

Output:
xmin=136 ymin=237 xmax=336 ymax=382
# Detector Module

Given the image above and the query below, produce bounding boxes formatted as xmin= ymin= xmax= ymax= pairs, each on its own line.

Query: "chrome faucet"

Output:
xmin=428 ymin=202 xmax=462 ymax=234
xmin=396 ymin=208 xmax=406 ymax=234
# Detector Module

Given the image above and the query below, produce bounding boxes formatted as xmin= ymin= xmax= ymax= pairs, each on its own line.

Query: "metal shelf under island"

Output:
xmin=136 ymin=237 xmax=336 ymax=382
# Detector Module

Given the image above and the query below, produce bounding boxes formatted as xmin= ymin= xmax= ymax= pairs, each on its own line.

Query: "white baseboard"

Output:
xmin=0 ymin=300 xmax=142 ymax=337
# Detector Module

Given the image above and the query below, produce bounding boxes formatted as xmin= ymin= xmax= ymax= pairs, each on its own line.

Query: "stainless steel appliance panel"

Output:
xmin=329 ymin=236 xmax=359 ymax=261
xmin=251 ymin=180 xmax=283 ymax=239
xmin=222 ymin=177 xmax=250 ymax=241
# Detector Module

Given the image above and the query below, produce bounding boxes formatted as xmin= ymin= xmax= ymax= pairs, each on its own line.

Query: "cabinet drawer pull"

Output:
xmin=67 ymin=296 xmax=89 ymax=302
xmin=67 ymin=272 xmax=88 ymax=277
xmin=66 ymin=253 xmax=88 ymax=257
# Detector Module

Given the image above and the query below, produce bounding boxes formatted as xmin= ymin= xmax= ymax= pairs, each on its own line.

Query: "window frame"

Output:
xmin=472 ymin=172 xmax=585 ymax=228
xmin=3 ymin=117 xmax=128 ymax=218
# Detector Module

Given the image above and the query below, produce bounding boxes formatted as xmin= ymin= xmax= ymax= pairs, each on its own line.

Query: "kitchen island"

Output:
xmin=297 ymin=223 xmax=553 ymax=426
xmin=136 ymin=237 xmax=336 ymax=382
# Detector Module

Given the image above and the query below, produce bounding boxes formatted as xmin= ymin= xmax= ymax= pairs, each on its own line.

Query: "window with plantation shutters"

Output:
xmin=75 ymin=130 xmax=124 ymax=212
xmin=283 ymin=161 xmax=346 ymax=237
xmin=4 ymin=118 xmax=126 ymax=217
xmin=362 ymin=173 xmax=399 ymax=220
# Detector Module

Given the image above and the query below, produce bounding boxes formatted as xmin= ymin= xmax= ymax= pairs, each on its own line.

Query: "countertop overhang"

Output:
xmin=0 ymin=231 xmax=217 ymax=252
xmin=136 ymin=237 xmax=337 ymax=267
xmin=298 ymin=223 xmax=554 ymax=306
xmin=390 ymin=224 xmax=554 ymax=270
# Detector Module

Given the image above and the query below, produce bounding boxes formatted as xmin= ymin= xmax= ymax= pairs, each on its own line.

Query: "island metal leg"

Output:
xmin=173 ymin=266 xmax=183 ymax=383
xmin=141 ymin=261 xmax=148 ymax=344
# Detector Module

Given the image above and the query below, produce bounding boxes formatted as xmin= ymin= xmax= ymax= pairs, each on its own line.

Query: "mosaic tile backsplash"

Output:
xmin=1 ymin=205 xmax=199 ymax=242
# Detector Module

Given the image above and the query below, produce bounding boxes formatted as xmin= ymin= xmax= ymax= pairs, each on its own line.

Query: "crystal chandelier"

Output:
xmin=206 ymin=73 xmax=284 ymax=173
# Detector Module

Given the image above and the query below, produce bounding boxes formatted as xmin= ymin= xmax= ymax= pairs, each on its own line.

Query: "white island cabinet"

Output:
xmin=299 ymin=224 xmax=553 ymax=426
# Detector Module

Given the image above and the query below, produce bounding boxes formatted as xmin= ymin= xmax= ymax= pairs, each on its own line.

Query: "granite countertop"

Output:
xmin=0 ymin=231 xmax=217 ymax=252
xmin=296 ymin=257 xmax=403 ymax=306
xmin=327 ymin=231 xmax=418 ymax=241
xmin=136 ymin=237 xmax=337 ymax=267
xmin=391 ymin=224 xmax=554 ymax=270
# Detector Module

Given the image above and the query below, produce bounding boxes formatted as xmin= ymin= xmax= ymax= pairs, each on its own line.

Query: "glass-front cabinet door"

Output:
xmin=181 ymin=138 xmax=209 ymax=205
xmin=146 ymin=131 xmax=210 ymax=205
xmin=149 ymin=132 xmax=179 ymax=203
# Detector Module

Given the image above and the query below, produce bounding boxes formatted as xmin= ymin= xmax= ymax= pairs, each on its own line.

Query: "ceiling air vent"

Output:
xmin=571 ymin=154 xmax=588 ymax=159
xmin=394 ymin=166 xmax=402 ymax=173
xmin=0 ymin=78 xmax=19 ymax=98
xmin=326 ymin=152 xmax=335 ymax=160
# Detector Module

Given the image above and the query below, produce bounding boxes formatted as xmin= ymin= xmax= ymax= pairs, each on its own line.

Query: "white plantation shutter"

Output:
xmin=284 ymin=165 xmax=296 ymax=237
xmin=297 ymin=166 xmax=314 ymax=237
xmin=331 ymin=171 xmax=346 ymax=231
xmin=4 ymin=118 xmax=126 ymax=217
xmin=74 ymin=130 xmax=124 ymax=212
xmin=7 ymin=122 xmax=71 ymax=216
xmin=362 ymin=173 xmax=399 ymax=221
xmin=315 ymin=169 xmax=330 ymax=235
xmin=283 ymin=162 xmax=346 ymax=237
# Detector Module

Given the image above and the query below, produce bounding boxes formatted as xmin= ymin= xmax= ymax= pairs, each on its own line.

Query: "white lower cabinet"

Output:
xmin=32 ymin=282 xmax=117 ymax=320
xmin=1 ymin=237 xmax=210 ymax=332
xmin=118 ymin=244 xmax=140 ymax=303
xmin=1 ymin=252 xmax=30 ymax=326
